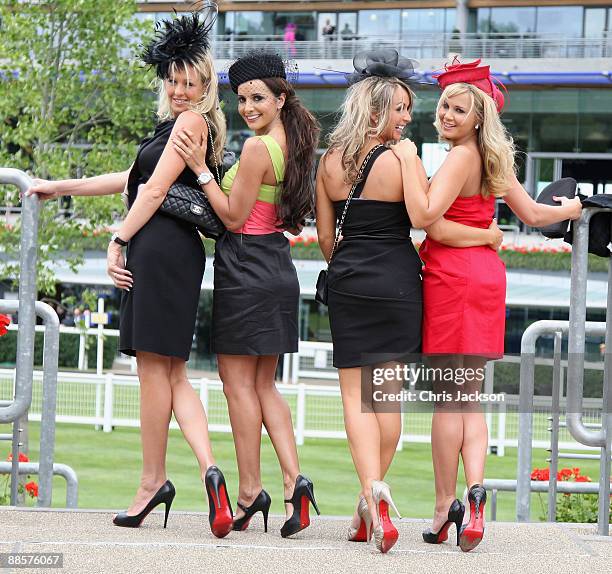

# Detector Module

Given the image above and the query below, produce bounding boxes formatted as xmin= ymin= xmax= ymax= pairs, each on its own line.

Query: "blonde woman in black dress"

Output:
xmin=316 ymin=50 xmax=503 ymax=553
xmin=27 ymin=6 xmax=234 ymax=537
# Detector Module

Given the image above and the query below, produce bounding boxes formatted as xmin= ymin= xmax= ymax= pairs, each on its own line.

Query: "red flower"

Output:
xmin=572 ymin=467 xmax=581 ymax=477
xmin=25 ymin=481 xmax=38 ymax=498
xmin=7 ymin=452 xmax=29 ymax=463
xmin=0 ymin=314 xmax=10 ymax=337
xmin=575 ymin=476 xmax=591 ymax=482
xmin=558 ymin=468 xmax=573 ymax=480
xmin=531 ymin=467 xmax=550 ymax=481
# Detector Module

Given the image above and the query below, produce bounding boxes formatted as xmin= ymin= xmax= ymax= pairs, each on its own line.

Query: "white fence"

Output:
xmin=0 ymin=367 xmax=604 ymax=457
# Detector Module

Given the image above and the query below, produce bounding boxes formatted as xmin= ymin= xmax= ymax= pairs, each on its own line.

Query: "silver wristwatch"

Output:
xmin=197 ymin=171 xmax=214 ymax=186
xmin=110 ymin=232 xmax=128 ymax=247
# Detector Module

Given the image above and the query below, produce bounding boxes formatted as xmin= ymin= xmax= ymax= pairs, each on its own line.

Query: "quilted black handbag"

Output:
xmin=159 ymin=115 xmax=226 ymax=240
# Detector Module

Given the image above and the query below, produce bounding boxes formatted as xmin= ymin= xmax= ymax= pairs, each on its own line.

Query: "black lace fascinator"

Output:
xmin=225 ymin=51 xmax=299 ymax=93
xmin=141 ymin=1 xmax=218 ymax=79
xmin=346 ymin=49 xmax=427 ymax=87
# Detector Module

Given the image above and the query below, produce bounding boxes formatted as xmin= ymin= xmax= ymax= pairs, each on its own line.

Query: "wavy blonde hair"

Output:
xmin=327 ymin=76 xmax=414 ymax=184
xmin=434 ymin=83 xmax=515 ymax=198
xmin=156 ymin=52 xmax=226 ymax=164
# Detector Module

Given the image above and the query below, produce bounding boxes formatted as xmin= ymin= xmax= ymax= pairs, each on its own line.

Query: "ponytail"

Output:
xmin=262 ymin=78 xmax=320 ymax=228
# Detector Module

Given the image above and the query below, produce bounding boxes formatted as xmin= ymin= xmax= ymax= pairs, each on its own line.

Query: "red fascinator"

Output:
xmin=433 ymin=57 xmax=506 ymax=112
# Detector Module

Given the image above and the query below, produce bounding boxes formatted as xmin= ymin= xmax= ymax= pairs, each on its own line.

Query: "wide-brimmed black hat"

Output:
xmin=536 ymin=178 xmax=578 ymax=239
xmin=537 ymin=178 xmax=612 ymax=257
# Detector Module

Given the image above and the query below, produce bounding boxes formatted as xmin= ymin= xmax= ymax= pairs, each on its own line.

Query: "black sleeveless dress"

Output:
xmin=119 ymin=119 xmax=207 ymax=361
xmin=327 ymin=147 xmax=423 ymax=368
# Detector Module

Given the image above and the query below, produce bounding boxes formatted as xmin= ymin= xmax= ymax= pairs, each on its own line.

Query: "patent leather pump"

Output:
xmin=113 ymin=480 xmax=175 ymax=528
xmin=205 ymin=466 xmax=234 ymax=538
xmin=280 ymin=475 xmax=320 ymax=538
xmin=422 ymin=499 xmax=465 ymax=545
xmin=232 ymin=490 xmax=272 ymax=533
xmin=459 ymin=484 xmax=487 ymax=552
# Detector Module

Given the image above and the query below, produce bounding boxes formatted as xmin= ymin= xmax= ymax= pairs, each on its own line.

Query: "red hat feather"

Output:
xmin=433 ymin=57 xmax=506 ymax=112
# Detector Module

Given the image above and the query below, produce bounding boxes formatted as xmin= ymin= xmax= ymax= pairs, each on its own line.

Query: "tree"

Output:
xmin=0 ymin=0 xmax=155 ymax=293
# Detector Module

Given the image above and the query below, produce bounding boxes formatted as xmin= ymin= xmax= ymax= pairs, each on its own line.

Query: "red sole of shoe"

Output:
xmin=210 ymin=484 xmax=233 ymax=538
xmin=437 ymin=521 xmax=451 ymax=543
xmin=379 ymin=501 xmax=399 ymax=554
xmin=299 ymin=495 xmax=311 ymax=530
xmin=349 ymin=519 xmax=368 ymax=543
xmin=459 ymin=500 xmax=485 ymax=552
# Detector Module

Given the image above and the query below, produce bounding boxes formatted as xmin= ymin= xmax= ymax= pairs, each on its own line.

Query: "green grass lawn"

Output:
xmin=1 ymin=421 xmax=603 ymax=522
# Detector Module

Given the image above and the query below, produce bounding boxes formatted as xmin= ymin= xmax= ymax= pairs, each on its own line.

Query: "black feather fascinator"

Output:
xmin=141 ymin=1 xmax=218 ymax=79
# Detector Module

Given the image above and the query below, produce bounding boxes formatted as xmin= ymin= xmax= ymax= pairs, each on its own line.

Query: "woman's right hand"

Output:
xmin=25 ymin=178 xmax=60 ymax=199
xmin=172 ymin=128 xmax=208 ymax=175
xmin=488 ymin=218 xmax=503 ymax=251
xmin=391 ymin=138 xmax=418 ymax=161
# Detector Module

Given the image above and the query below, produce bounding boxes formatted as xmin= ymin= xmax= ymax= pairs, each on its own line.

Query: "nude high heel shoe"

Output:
xmin=371 ymin=480 xmax=401 ymax=553
xmin=347 ymin=496 xmax=372 ymax=542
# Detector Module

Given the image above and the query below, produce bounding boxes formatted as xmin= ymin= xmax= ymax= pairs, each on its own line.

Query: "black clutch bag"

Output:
xmin=160 ymin=182 xmax=225 ymax=239
xmin=315 ymin=268 xmax=329 ymax=305
xmin=159 ymin=114 xmax=226 ymax=240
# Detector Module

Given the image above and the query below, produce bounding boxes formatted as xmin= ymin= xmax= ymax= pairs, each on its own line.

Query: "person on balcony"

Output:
xmin=392 ymin=57 xmax=582 ymax=552
xmin=171 ymin=51 xmax=322 ymax=538
xmin=315 ymin=49 xmax=502 ymax=554
xmin=26 ymin=4 xmax=235 ymax=538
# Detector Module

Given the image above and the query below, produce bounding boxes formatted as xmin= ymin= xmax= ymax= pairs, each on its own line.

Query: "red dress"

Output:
xmin=419 ymin=194 xmax=506 ymax=358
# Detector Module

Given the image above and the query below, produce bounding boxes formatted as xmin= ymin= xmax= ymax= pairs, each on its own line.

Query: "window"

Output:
xmin=584 ymin=8 xmax=606 ymax=36
xmin=274 ymin=12 xmax=316 ymax=40
xmin=536 ymin=6 xmax=583 ymax=36
xmin=338 ymin=12 xmax=357 ymax=39
xmin=358 ymin=10 xmax=401 ymax=36
xmin=402 ymin=9 xmax=445 ymax=33
xmin=489 ymin=7 xmax=536 ymax=34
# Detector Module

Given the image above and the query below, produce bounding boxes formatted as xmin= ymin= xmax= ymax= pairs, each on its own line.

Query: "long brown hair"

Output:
xmin=262 ymin=78 xmax=320 ymax=229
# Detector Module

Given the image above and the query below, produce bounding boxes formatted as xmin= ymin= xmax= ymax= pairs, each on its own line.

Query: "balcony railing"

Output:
xmin=212 ymin=32 xmax=612 ymax=61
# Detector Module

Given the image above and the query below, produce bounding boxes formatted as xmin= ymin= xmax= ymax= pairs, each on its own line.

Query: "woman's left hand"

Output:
xmin=554 ymin=195 xmax=582 ymax=220
xmin=107 ymin=242 xmax=133 ymax=291
xmin=172 ymin=128 xmax=207 ymax=175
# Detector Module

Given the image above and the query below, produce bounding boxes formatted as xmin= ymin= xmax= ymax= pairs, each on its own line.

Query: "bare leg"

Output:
xmin=460 ymin=357 xmax=488 ymax=489
xmin=253 ymin=355 xmax=300 ymax=519
xmin=124 ymin=351 xmax=173 ymax=515
xmin=169 ymin=357 xmax=215 ymax=480
xmin=429 ymin=356 xmax=464 ymax=532
xmin=218 ymin=354 xmax=261 ymax=518
xmin=339 ymin=367 xmax=383 ymax=529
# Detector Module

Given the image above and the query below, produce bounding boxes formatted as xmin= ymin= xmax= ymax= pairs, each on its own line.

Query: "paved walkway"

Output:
xmin=1 ymin=508 xmax=611 ymax=574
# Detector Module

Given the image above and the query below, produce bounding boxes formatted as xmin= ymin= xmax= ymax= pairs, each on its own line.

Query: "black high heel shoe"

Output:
xmin=113 ymin=480 xmax=175 ymax=528
xmin=422 ymin=499 xmax=465 ymax=545
xmin=205 ymin=466 xmax=234 ymax=538
xmin=459 ymin=484 xmax=487 ymax=552
xmin=280 ymin=475 xmax=320 ymax=538
xmin=232 ymin=490 xmax=272 ymax=533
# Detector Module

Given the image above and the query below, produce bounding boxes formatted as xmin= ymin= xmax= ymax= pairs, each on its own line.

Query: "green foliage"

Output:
xmin=0 ymin=330 xmax=116 ymax=369
xmin=0 ymin=0 xmax=156 ymax=293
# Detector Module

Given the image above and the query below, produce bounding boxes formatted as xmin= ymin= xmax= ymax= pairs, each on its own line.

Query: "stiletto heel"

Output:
xmin=347 ymin=496 xmax=372 ymax=542
xmin=280 ymin=475 xmax=320 ymax=538
xmin=422 ymin=499 xmax=465 ymax=545
xmin=371 ymin=480 xmax=400 ymax=554
xmin=459 ymin=484 xmax=487 ymax=552
xmin=232 ymin=490 xmax=272 ymax=533
xmin=113 ymin=480 xmax=175 ymax=528
xmin=204 ymin=466 xmax=234 ymax=538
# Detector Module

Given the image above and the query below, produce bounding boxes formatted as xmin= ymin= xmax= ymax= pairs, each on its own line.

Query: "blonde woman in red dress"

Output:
xmin=392 ymin=59 xmax=582 ymax=552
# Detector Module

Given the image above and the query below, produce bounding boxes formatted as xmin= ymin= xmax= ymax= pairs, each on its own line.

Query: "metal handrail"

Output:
xmin=211 ymin=34 xmax=612 ymax=61
xmin=517 ymin=206 xmax=612 ymax=536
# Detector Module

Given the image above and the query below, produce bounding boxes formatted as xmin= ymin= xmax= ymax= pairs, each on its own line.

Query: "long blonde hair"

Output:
xmin=327 ymin=76 xmax=414 ymax=184
xmin=434 ymin=83 xmax=515 ymax=198
xmin=156 ymin=52 xmax=226 ymax=164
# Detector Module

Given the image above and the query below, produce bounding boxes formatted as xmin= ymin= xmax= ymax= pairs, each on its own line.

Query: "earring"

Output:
xmin=475 ymin=124 xmax=480 ymax=130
